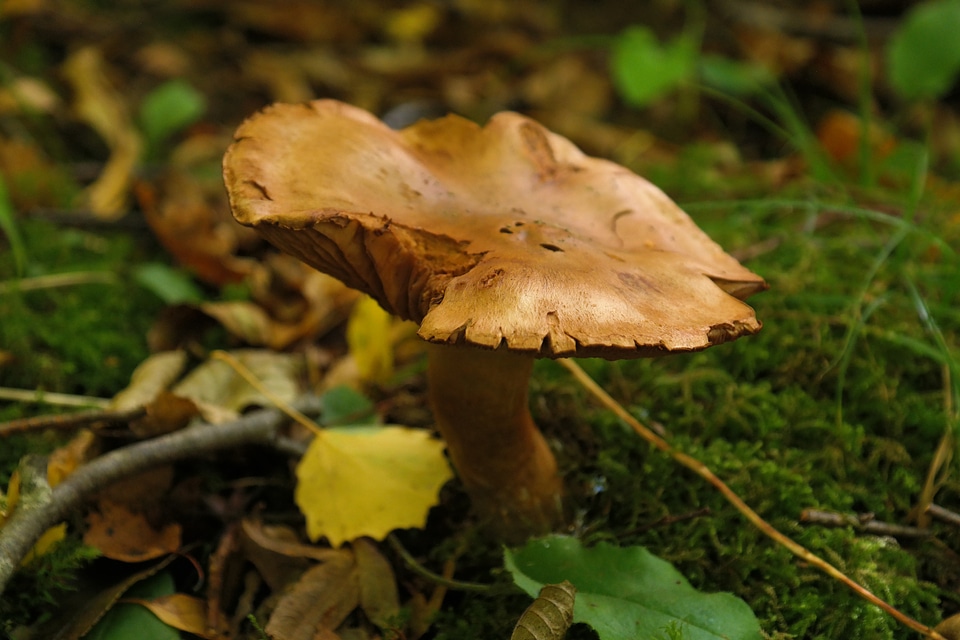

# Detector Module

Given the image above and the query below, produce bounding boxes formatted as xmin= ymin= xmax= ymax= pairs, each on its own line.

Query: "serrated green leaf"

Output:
xmin=505 ymin=535 xmax=761 ymax=640
xmin=887 ymin=0 xmax=960 ymax=100
xmin=610 ymin=26 xmax=697 ymax=107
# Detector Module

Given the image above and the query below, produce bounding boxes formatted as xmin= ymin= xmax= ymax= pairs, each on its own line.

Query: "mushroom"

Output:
xmin=223 ymin=99 xmax=767 ymax=541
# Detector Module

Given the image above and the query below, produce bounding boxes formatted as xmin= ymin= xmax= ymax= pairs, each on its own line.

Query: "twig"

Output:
xmin=0 ymin=387 xmax=111 ymax=408
xmin=386 ymin=534 xmax=491 ymax=593
xmin=0 ymin=405 xmax=146 ymax=437
xmin=559 ymin=359 xmax=947 ymax=640
xmin=927 ymin=504 xmax=960 ymax=528
xmin=0 ymin=271 xmax=118 ymax=294
xmin=0 ymin=396 xmax=323 ymax=595
xmin=799 ymin=509 xmax=931 ymax=539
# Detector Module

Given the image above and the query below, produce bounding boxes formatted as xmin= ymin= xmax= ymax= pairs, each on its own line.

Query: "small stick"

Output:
xmin=927 ymin=504 xmax=960 ymax=528
xmin=799 ymin=509 xmax=931 ymax=539
xmin=386 ymin=534 xmax=490 ymax=593
xmin=0 ymin=406 xmax=146 ymax=437
xmin=559 ymin=358 xmax=946 ymax=640
xmin=0 ymin=387 xmax=111 ymax=408
xmin=0 ymin=271 xmax=118 ymax=294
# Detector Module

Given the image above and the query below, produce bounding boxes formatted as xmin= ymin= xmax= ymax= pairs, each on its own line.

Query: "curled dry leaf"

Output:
xmin=239 ymin=517 xmax=340 ymax=591
xmin=511 ymin=581 xmax=576 ymax=640
xmin=61 ymin=46 xmax=142 ymax=219
xmin=265 ymin=548 xmax=359 ymax=640
xmin=84 ymin=499 xmax=182 ymax=562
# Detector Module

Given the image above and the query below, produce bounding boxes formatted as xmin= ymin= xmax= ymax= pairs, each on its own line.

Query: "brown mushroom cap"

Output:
xmin=224 ymin=99 xmax=766 ymax=358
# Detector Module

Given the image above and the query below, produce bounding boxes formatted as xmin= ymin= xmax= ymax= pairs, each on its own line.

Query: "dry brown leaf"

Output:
xmin=354 ymin=537 xmax=400 ymax=629
xmin=172 ymin=349 xmax=303 ymax=424
xmin=125 ymin=593 xmax=227 ymax=639
xmin=97 ymin=466 xmax=175 ymax=512
xmin=129 ymin=390 xmax=200 ymax=438
xmin=238 ymin=518 xmax=320 ymax=591
xmin=241 ymin=517 xmax=346 ymax=562
xmin=265 ymin=549 xmax=360 ymax=640
xmin=110 ymin=350 xmax=187 ymax=411
xmin=138 ymin=171 xmax=258 ymax=286
xmin=47 ymin=429 xmax=98 ymax=487
xmin=61 ymin=46 xmax=142 ymax=219
xmin=84 ymin=499 xmax=182 ymax=562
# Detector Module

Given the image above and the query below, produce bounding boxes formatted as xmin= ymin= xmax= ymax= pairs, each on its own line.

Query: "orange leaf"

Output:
xmin=84 ymin=500 xmax=182 ymax=562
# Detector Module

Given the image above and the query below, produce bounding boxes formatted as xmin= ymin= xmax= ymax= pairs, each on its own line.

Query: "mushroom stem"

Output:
xmin=426 ymin=344 xmax=564 ymax=541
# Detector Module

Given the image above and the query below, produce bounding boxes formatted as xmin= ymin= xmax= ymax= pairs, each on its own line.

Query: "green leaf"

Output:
xmin=134 ymin=262 xmax=204 ymax=304
xmin=610 ymin=26 xmax=697 ymax=107
xmin=139 ymin=79 xmax=206 ymax=156
xmin=318 ymin=385 xmax=378 ymax=426
xmin=85 ymin=572 xmax=180 ymax=640
xmin=887 ymin=0 xmax=960 ymax=100
xmin=699 ymin=55 xmax=773 ymax=97
xmin=505 ymin=536 xmax=761 ymax=640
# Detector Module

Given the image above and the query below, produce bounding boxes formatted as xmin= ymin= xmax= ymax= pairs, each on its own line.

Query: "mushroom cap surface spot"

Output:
xmin=224 ymin=99 xmax=767 ymax=358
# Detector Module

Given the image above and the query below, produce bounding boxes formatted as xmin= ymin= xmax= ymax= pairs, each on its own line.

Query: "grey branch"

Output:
xmin=0 ymin=396 xmax=323 ymax=594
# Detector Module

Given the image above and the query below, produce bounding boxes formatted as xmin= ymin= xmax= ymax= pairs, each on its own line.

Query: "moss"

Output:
xmin=0 ymin=219 xmax=164 ymax=397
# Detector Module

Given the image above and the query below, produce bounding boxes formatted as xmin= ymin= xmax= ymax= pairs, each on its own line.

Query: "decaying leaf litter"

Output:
xmin=2 ymin=1 xmax=960 ymax=639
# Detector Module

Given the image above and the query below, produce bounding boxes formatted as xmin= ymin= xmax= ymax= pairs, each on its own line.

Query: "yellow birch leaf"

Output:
xmin=346 ymin=295 xmax=394 ymax=385
xmin=295 ymin=427 xmax=452 ymax=547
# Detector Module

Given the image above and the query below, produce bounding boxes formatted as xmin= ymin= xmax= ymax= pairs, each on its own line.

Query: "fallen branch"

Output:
xmin=0 ymin=396 xmax=323 ymax=594
xmin=560 ymin=359 xmax=946 ymax=640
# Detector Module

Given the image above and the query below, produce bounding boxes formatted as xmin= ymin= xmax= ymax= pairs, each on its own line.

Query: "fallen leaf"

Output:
xmin=346 ymin=295 xmax=395 ymax=385
xmin=173 ymin=349 xmax=302 ymax=423
xmin=61 ymin=46 xmax=142 ymax=219
xmin=354 ymin=537 xmax=400 ymax=629
xmin=265 ymin=549 xmax=360 ymax=640
xmin=21 ymin=523 xmax=67 ymax=565
xmin=47 ymin=429 xmax=98 ymax=487
xmin=126 ymin=593 xmax=227 ymax=639
xmin=84 ymin=500 xmax=182 ymax=562
xmin=138 ymin=170 xmax=257 ymax=285
xmin=130 ymin=391 xmax=199 ymax=438
xmin=295 ymin=426 xmax=452 ymax=546
xmin=110 ymin=350 xmax=188 ymax=411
